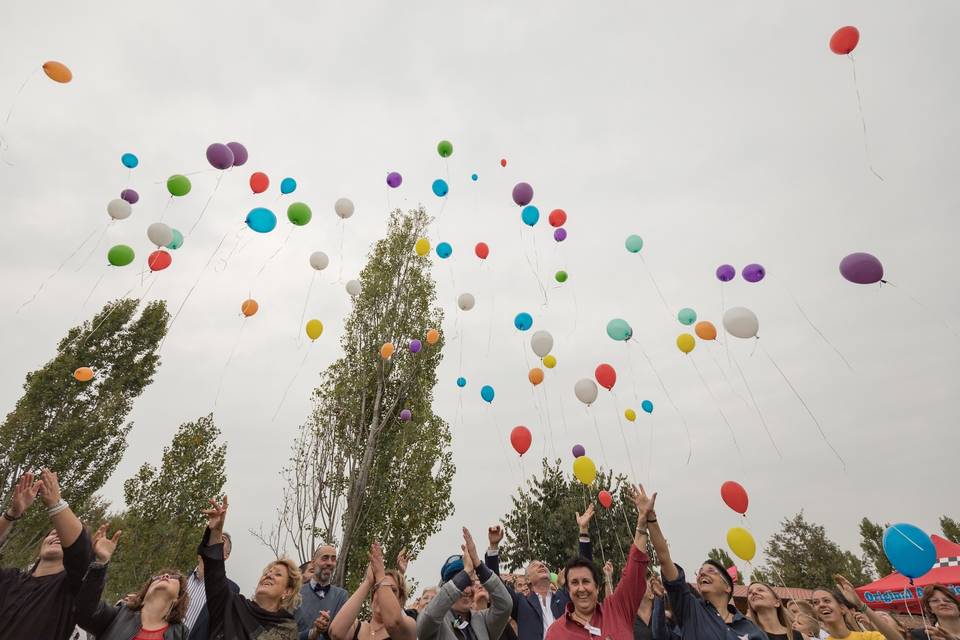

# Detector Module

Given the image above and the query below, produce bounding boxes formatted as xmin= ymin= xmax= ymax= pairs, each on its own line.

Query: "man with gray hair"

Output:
xmin=295 ymin=544 xmax=349 ymax=640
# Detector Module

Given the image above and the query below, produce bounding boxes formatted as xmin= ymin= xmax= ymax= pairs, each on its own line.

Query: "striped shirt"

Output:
xmin=183 ymin=567 xmax=206 ymax=632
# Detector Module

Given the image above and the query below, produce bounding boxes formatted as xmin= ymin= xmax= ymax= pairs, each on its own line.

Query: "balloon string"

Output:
xmin=728 ymin=350 xmax=782 ymax=458
xmin=75 ymin=220 xmax=113 ymax=273
xmin=610 ymin=391 xmax=638 ymax=480
xmin=848 ymin=55 xmax=884 ymax=182
xmin=589 ymin=410 xmax=611 ymax=471
xmin=520 ymin=456 xmax=531 ymax=551
xmin=531 ymin=231 xmax=548 ymax=307
xmin=761 ymin=343 xmax=846 ymax=470
xmin=63 ymin=274 xmax=149 ymax=352
xmin=520 ymin=228 xmax=548 ymax=305
xmin=17 ymin=225 xmax=102 ymax=313
xmin=297 ymin=271 xmax=317 ymax=344
xmin=272 ymin=348 xmax=311 ymax=422
xmin=254 ymin=225 xmax=295 ymax=280
xmin=689 ymin=356 xmax=744 ymax=469
xmin=152 ymin=168 xmax=216 ymax=184
xmin=631 ymin=339 xmax=692 ymax=464
xmin=214 ymin=225 xmax=247 ymax=273
xmin=706 ymin=344 xmax=758 ymax=424
xmin=188 ymin=172 xmax=225 ymax=235
xmin=640 ymin=255 xmax=671 ymax=315
xmin=73 ymin=269 xmax=107 ymax=325
xmin=786 ymin=287 xmax=854 ymax=371
xmin=647 ymin=415 xmax=654 ymax=485
xmin=488 ymin=404 xmax=514 ymax=475
xmin=0 ymin=68 xmax=38 ymax=165
xmin=720 ymin=282 xmax=732 ymax=370
xmin=158 ymin=197 xmax=172 ymax=222
xmin=215 ymin=319 xmax=247 ymax=408
xmin=884 ymin=280 xmax=960 ymax=342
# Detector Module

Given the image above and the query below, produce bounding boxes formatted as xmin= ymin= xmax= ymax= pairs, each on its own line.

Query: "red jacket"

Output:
xmin=545 ymin=545 xmax=649 ymax=640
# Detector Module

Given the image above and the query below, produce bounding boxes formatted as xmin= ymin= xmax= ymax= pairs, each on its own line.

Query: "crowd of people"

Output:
xmin=0 ymin=469 xmax=957 ymax=640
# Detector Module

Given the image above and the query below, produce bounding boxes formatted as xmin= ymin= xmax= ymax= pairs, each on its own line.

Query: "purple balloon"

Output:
xmin=387 ymin=171 xmax=403 ymax=188
xmin=226 ymin=142 xmax=248 ymax=166
xmin=742 ymin=263 xmax=765 ymax=283
xmin=206 ymin=143 xmax=234 ymax=170
xmin=512 ymin=182 xmax=534 ymax=206
xmin=120 ymin=188 xmax=139 ymax=204
xmin=554 ymin=227 xmax=567 ymax=242
xmin=840 ymin=252 xmax=884 ymax=285
xmin=409 ymin=339 xmax=422 ymax=353
xmin=399 ymin=409 xmax=412 ymax=422
xmin=716 ymin=264 xmax=736 ymax=282
xmin=572 ymin=444 xmax=586 ymax=458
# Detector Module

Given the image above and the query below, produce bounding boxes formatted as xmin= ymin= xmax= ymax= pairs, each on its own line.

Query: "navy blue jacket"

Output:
xmin=484 ymin=536 xmax=593 ymax=640
xmin=663 ymin=565 xmax=766 ymax=640
xmin=188 ymin=577 xmax=240 ymax=640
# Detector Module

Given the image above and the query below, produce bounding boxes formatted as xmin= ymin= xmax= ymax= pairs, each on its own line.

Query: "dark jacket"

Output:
xmin=188 ymin=573 xmax=240 ymax=640
xmin=75 ymin=561 xmax=188 ymax=640
xmin=663 ymin=565 xmax=766 ymax=640
xmin=484 ymin=535 xmax=593 ymax=640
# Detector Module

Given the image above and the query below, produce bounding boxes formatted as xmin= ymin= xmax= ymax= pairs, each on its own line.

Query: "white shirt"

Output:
xmin=184 ymin=567 xmax=207 ymax=631
xmin=537 ymin=592 xmax=555 ymax=639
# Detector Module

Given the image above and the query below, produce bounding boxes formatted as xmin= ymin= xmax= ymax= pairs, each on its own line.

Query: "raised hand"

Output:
xmin=602 ymin=560 xmax=614 ymax=580
xmin=370 ymin=541 xmax=386 ymax=582
xmin=576 ymin=503 xmax=595 ymax=533
xmin=8 ymin=472 xmax=41 ymax=517
xmin=488 ymin=525 xmax=504 ymax=548
xmin=628 ymin=484 xmax=658 ymax=522
xmin=396 ymin=547 xmax=411 ymax=574
xmin=650 ymin=574 xmax=665 ymax=598
xmin=462 ymin=527 xmax=481 ymax=568
xmin=38 ymin=468 xmax=62 ymax=508
xmin=834 ymin=574 xmax=862 ymax=609
xmin=202 ymin=496 xmax=228 ymax=532
xmin=93 ymin=522 xmax=122 ymax=563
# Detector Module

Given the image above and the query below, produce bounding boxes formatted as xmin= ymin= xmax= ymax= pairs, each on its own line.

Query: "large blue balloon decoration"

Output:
xmin=883 ymin=523 xmax=936 ymax=579
xmin=514 ymin=312 xmax=533 ymax=331
xmin=246 ymin=207 xmax=277 ymax=233
xmin=480 ymin=385 xmax=495 ymax=403
xmin=432 ymin=179 xmax=449 ymax=197
xmin=521 ymin=205 xmax=540 ymax=226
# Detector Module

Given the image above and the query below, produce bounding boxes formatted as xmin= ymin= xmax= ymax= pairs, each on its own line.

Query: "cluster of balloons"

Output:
xmin=719 ymin=481 xmax=754 ymax=561
xmin=715 ymin=263 xmax=765 ymax=283
xmin=206 ymin=142 xmax=248 ymax=171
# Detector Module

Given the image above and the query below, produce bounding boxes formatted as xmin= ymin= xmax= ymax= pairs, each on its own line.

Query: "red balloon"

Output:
xmin=594 ymin=363 xmax=616 ymax=391
xmin=548 ymin=209 xmax=567 ymax=228
xmin=250 ymin=171 xmax=270 ymax=194
xmin=720 ymin=480 xmax=749 ymax=515
xmin=500 ymin=158 xmax=507 ymax=167
xmin=598 ymin=490 xmax=613 ymax=509
xmin=147 ymin=250 xmax=172 ymax=272
xmin=829 ymin=26 xmax=859 ymax=55
xmin=475 ymin=242 xmax=490 ymax=260
xmin=510 ymin=425 xmax=532 ymax=456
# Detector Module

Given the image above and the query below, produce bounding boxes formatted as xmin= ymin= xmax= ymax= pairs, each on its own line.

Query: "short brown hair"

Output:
xmin=922 ymin=584 xmax=960 ymax=623
xmin=128 ymin=568 xmax=189 ymax=624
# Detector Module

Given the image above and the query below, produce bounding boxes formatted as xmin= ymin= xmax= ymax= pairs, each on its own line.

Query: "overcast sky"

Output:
xmin=2 ymin=1 xmax=959 ymax=595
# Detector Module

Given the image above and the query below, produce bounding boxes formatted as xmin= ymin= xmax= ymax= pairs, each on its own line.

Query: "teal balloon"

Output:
xmin=625 ymin=235 xmax=644 ymax=253
xmin=678 ymin=308 xmax=697 ymax=325
xmin=121 ymin=153 xmax=139 ymax=169
xmin=641 ymin=400 xmax=654 ymax=414
xmin=436 ymin=242 xmax=452 ymax=258
xmin=432 ymin=179 xmax=449 ymax=197
xmin=280 ymin=177 xmax=297 ymax=194
xmin=514 ymin=312 xmax=533 ymax=331
xmin=606 ymin=318 xmax=633 ymax=341
xmin=521 ymin=205 xmax=540 ymax=226
xmin=457 ymin=376 xmax=467 ymax=388
xmin=246 ymin=207 xmax=277 ymax=233
xmin=166 ymin=229 xmax=184 ymax=250
xmin=480 ymin=385 xmax=495 ymax=403
xmin=471 ymin=173 xmax=478 ymax=181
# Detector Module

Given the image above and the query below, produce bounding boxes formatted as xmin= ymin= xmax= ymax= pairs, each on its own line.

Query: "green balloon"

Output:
xmin=107 ymin=244 xmax=135 ymax=267
xmin=606 ymin=318 xmax=633 ymax=341
xmin=555 ymin=270 xmax=568 ymax=283
xmin=166 ymin=174 xmax=191 ymax=197
xmin=166 ymin=229 xmax=184 ymax=250
xmin=437 ymin=139 xmax=453 ymax=158
xmin=625 ymin=234 xmax=643 ymax=253
xmin=287 ymin=202 xmax=312 ymax=226
xmin=550 ymin=572 xmax=558 ymax=584
xmin=678 ymin=307 xmax=697 ymax=326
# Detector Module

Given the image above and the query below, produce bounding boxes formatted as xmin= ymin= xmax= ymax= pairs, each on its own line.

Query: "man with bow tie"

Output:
xmin=295 ymin=544 xmax=349 ymax=640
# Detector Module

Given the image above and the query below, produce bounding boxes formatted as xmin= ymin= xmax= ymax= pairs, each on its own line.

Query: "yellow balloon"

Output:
xmin=726 ymin=526 xmax=756 ymax=562
xmin=415 ymin=238 xmax=430 ymax=257
xmin=380 ymin=342 xmax=395 ymax=359
xmin=542 ymin=355 xmax=557 ymax=369
xmin=676 ymin=333 xmax=696 ymax=354
xmin=305 ymin=319 xmax=324 ymax=341
xmin=624 ymin=408 xmax=636 ymax=422
xmin=572 ymin=456 xmax=597 ymax=485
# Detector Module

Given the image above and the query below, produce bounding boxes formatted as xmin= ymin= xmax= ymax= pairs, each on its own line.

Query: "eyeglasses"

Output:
xmin=151 ymin=573 xmax=182 ymax=582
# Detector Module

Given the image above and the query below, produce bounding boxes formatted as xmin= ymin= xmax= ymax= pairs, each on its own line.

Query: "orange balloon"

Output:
xmin=425 ymin=328 xmax=440 ymax=345
xmin=695 ymin=321 xmax=717 ymax=341
xmin=74 ymin=367 xmax=94 ymax=382
xmin=528 ymin=367 xmax=545 ymax=386
xmin=42 ymin=61 xmax=72 ymax=83
xmin=380 ymin=342 xmax=395 ymax=359
xmin=241 ymin=299 xmax=259 ymax=317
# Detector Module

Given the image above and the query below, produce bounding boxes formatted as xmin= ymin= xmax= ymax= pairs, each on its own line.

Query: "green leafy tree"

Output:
xmin=860 ymin=517 xmax=893 ymax=577
xmin=754 ymin=512 xmax=873 ymax=589
xmin=941 ymin=516 xmax=960 ymax=544
xmin=104 ymin=414 xmax=226 ymax=601
xmin=708 ymin=548 xmax=743 ymax=584
xmin=0 ymin=298 xmax=168 ymax=566
xmin=255 ymin=207 xmax=455 ymax=590
xmin=498 ymin=458 xmax=649 ymax=577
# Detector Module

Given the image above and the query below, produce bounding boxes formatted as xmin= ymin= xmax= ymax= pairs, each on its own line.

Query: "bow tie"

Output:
xmin=313 ymin=584 xmax=328 ymax=597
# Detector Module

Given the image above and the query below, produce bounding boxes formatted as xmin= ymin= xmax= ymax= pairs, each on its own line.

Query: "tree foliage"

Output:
xmin=859 ymin=517 xmax=893 ymax=577
xmin=105 ymin=414 xmax=226 ymax=601
xmin=941 ymin=516 xmax=960 ymax=544
xmin=0 ymin=299 xmax=168 ymax=566
xmin=753 ymin=512 xmax=873 ymax=589
xmin=255 ymin=207 xmax=455 ymax=590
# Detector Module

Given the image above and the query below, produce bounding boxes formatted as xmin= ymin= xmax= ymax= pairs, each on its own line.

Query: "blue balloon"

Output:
xmin=641 ymin=400 xmax=654 ymax=414
xmin=280 ymin=177 xmax=297 ymax=194
xmin=456 ymin=376 xmax=467 ymax=388
xmin=883 ymin=523 xmax=936 ymax=579
xmin=514 ymin=312 xmax=533 ymax=331
xmin=121 ymin=153 xmax=139 ymax=169
xmin=471 ymin=173 xmax=478 ymax=181
xmin=521 ymin=205 xmax=540 ymax=226
xmin=246 ymin=207 xmax=277 ymax=233
xmin=480 ymin=385 xmax=495 ymax=403
xmin=436 ymin=242 xmax=453 ymax=259
xmin=432 ymin=179 xmax=449 ymax=197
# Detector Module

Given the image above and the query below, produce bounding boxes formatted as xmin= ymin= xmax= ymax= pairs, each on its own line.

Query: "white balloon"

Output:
xmin=107 ymin=198 xmax=132 ymax=220
xmin=723 ymin=306 xmax=759 ymax=339
xmin=334 ymin=197 xmax=355 ymax=219
xmin=530 ymin=330 xmax=554 ymax=357
xmin=309 ymin=251 xmax=329 ymax=271
xmin=346 ymin=279 xmax=361 ymax=297
xmin=574 ymin=378 xmax=598 ymax=406
xmin=457 ymin=293 xmax=475 ymax=311
xmin=147 ymin=222 xmax=174 ymax=247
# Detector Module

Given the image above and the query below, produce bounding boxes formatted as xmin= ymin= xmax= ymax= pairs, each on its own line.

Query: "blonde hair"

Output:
xmin=262 ymin=556 xmax=303 ymax=611
xmin=746 ymin=582 xmax=794 ymax=631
